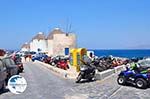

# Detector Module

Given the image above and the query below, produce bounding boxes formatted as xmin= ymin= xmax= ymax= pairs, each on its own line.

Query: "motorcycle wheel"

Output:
xmin=135 ymin=78 xmax=148 ymax=89
xmin=75 ymin=73 xmax=82 ymax=83
xmin=88 ymin=77 xmax=93 ymax=81
xmin=117 ymin=76 xmax=126 ymax=85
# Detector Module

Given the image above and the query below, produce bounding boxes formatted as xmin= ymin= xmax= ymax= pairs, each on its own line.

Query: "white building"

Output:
xmin=21 ymin=42 xmax=30 ymax=52
xmin=22 ymin=28 xmax=77 ymax=56
xmin=30 ymin=32 xmax=48 ymax=53
xmin=47 ymin=28 xmax=76 ymax=56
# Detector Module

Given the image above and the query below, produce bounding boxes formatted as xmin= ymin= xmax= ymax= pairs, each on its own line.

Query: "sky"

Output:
xmin=0 ymin=0 xmax=150 ymax=50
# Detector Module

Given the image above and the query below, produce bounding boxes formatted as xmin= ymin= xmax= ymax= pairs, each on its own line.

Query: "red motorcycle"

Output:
xmin=57 ymin=60 xmax=69 ymax=70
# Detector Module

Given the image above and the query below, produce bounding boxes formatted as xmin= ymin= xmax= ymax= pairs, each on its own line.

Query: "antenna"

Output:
xmin=68 ymin=22 xmax=72 ymax=34
xmin=65 ymin=18 xmax=73 ymax=33
xmin=65 ymin=18 xmax=69 ymax=34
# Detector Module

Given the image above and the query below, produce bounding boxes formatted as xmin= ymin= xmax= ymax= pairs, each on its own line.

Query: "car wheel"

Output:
xmin=17 ymin=71 xmax=20 ymax=75
xmin=117 ymin=76 xmax=126 ymax=85
xmin=1 ymin=81 xmax=6 ymax=91
xmin=135 ymin=78 xmax=148 ymax=89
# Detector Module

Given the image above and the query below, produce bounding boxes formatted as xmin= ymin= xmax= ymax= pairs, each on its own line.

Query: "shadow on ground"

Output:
xmin=0 ymin=88 xmax=9 ymax=95
xmin=76 ymin=79 xmax=97 ymax=84
xmin=121 ymin=83 xmax=150 ymax=90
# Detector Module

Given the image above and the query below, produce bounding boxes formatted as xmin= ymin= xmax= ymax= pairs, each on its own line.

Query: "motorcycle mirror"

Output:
xmin=126 ymin=66 xmax=129 ymax=70
xmin=147 ymin=68 xmax=150 ymax=72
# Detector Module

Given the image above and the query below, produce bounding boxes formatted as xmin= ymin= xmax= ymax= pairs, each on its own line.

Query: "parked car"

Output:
xmin=32 ymin=53 xmax=48 ymax=62
xmin=30 ymin=51 xmax=36 ymax=57
xmin=2 ymin=57 xmax=19 ymax=82
xmin=0 ymin=59 xmax=7 ymax=91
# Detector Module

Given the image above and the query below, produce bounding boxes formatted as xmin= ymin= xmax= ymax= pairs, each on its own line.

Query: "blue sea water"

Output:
xmin=91 ymin=49 xmax=150 ymax=58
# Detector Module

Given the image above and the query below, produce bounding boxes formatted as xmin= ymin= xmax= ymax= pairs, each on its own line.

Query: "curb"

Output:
xmin=114 ymin=65 xmax=126 ymax=73
xmin=34 ymin=60 xmax=77 ymax=79
xmin=35 ymin=60 xmax=126 ymax=80
xmin=95 ymin=69 xmax=115 ymax=80
xmin=95 ymin=65 xmax=126 ymax=80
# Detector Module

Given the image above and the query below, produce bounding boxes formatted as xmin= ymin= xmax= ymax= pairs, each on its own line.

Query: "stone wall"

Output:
xmin=52 ymin=33 xmax=76 ymax=56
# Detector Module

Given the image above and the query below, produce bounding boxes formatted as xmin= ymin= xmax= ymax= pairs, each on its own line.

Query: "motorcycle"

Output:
xmin=91 ymin=57 xmax=113 ymax=72
xmin=75 ymin=59 xmax=96 ymax=83
xmin=57 ymin=59 xmax=69 ymax=70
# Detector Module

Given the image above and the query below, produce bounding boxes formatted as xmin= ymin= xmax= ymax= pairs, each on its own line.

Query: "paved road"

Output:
xmin=0 ymin=62 xmax=75 ymax=99
xmin=0 ymin=62 xmax=150 ymax=99
xmin=66 ymin=74 xmax=150 ymax=99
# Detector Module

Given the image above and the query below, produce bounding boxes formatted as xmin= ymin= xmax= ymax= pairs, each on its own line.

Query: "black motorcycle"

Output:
xmin=75 ymin=60 xmax=96 ymax=83
xmin=93 ymin=57 xmax=114 ymax=72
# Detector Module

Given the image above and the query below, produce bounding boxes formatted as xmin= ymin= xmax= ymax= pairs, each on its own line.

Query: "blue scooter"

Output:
xmin=117 ymin=67 xmax=150 ymax=89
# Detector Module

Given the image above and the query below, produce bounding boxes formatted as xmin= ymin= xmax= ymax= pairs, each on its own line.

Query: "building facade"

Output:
xmin=30 ymin=32 xmax=47 ymax=53
xmin=21 ymin=43 xmax=30 ymax=52
xmin=22 ymin=28 xmax=77 ymax=56
xmin=47 ymin=28 xmax=76 ymax=56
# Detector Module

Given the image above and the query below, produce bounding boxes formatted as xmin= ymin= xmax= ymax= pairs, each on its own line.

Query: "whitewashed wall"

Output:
xmin=21 ymin=48 xmax=30 ymax=52
xmin=47 ymin=40 xmax=53 ymax=56
xmin=30 ymin=39 xmax=47 ymax=53
xmin=29 ymin=33 xmax=76 ymax=56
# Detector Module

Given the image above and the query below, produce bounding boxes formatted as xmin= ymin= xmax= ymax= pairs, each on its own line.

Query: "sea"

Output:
xmin=90 ymin=49 xmax=150 ymax=59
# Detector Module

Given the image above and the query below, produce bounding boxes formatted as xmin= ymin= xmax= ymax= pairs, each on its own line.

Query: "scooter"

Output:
xmin=75 ymin=60 xmax=96 ymax=83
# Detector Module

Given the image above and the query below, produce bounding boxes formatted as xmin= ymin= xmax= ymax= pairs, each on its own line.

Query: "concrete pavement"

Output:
xmin=0 ymin=62 xmax=150 ymax=99
xmin=0 ymin=62 xmax=75 ymax=99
